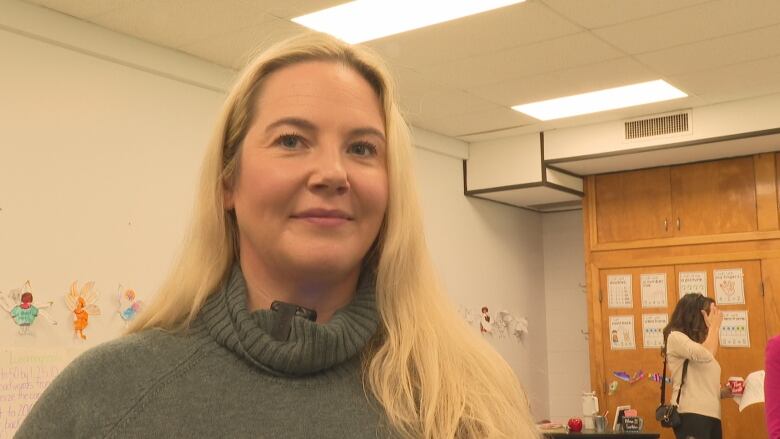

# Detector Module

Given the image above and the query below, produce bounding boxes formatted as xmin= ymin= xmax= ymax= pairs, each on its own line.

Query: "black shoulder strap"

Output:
xmin=676 ymin=359 xmax=689 ymax=405
xmin=660 ymin=355 xmax=689 ymax=406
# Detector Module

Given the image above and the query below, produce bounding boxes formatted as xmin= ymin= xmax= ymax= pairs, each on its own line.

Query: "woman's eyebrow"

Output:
xmin=266 ymin=117 xmax=386 ymax=143
xmin=266 ymin=117 xmax=317 ymax=134
xmin=349 ymin=127 xmax=386 ymax=143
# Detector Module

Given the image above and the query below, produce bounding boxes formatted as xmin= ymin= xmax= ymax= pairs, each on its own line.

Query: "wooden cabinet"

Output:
xmin=584 ymin=152 xmax=780 ymax=439
xmin=595 ymin=167 xmax=673 ymax=242
xmin=593 ymin=156 xmax=761 ymax=245
xmin=597 ymin=261 xmax=769 ymax=439
xmin=671 ymin=157 xmax=757 ymax=236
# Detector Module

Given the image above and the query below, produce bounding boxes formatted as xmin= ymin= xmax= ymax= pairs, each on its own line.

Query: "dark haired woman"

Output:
xmin=662 ymin=293 xmax=729 ymax=439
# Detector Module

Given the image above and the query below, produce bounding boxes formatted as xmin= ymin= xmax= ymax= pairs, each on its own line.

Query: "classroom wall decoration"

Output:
xmin=641 ymin=313 xmax=668 ymax=348
xmin=0 ymin=281 xmax=57 ymax=335
xmin=609 ymin=315 xmax=636 ymax=350
xmin=678 ymin=271 xmax=707 ymax=297
xmin=719 ymin=310 xmax=750 ymax=347
xmin=714 ymin=268 xmax=745 ymax=305
xmin=640 ymin=273 xmax=667 ymax=308
xmin=64 ymin=281 xmax=102 ymax=340
xmin=607 ymin=274 xmax=633 ymax=308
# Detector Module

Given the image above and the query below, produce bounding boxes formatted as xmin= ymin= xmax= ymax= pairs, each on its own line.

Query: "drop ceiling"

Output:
xmin=18 ymin=0 xmax=780 ymax=144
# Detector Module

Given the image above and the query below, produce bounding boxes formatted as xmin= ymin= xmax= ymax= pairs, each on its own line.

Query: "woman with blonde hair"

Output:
xmin=17 ymin=33 xmax=538 ymax=438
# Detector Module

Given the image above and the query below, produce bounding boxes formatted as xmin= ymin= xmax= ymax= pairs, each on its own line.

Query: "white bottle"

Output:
xmin=582 ymin=391 xmax=599 ymax=430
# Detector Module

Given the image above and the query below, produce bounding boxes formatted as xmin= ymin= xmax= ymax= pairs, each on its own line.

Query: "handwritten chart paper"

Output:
xmin=642 ymin=313 xmax=669 ymax=349
xmin=714 ymin=268 xmax=745 ymax=305
xmin=609 ymin=315 xmax=636 ymax=350
xmin=719 ymin=310 xmax=750 ymax=348
xmin=0 ymin=348 xmax=77 ymax=439
xmin=640 ymin=273 xmax=668 ymax=308
xmin=607 ymin=275 xmax=633 ymax=309
xmin=678 ymin=271 xmax=707 ymax=298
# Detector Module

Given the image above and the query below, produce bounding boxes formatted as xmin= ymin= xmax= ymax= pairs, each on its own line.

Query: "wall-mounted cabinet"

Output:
xmin=592 ymin=155 xmax=771 ymax=247
xmin=584 ymin=151 xmax=780 ymax=439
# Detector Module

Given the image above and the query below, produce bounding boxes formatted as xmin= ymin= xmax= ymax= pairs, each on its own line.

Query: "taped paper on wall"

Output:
xmin=607 ymin=275 xmax=633 ymax=309
xmin=642 ymin=313 xmax=668 ymax=349
xmin=640 ymin=273 xmax=667 ymax=308
xmin=719 ymin=310 xmax=750 ymax=347
xmin=679 ymin=271 xmax=707 ymax=298
xmin=609 ymin=315 xmax=636 ymax=350
xmin=714 ymin=269 xmax=745 ymax=305
xmin=0 ymin=348 xmax=80 ymax=439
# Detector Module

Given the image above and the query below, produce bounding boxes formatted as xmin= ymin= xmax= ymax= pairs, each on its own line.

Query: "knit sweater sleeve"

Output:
xmin=14 ymin=329 xmax=202 ymax=438
xmin=667 ymin=331 xmax=714 ymax=363
xmin=766 ymin=335 xmax=780 ymax=439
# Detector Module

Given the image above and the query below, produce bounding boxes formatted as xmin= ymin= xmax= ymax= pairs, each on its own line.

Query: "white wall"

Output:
xmin=542 ymin=210 xmax=592 ymax=423
xmin=0 ymin=0 xmax=552 ymax=422
xmin=414 ymin=146 xmax=550 ymax=419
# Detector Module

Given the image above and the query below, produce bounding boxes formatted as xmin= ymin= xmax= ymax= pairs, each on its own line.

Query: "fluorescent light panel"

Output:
xmin=292 ymin=0 xmax=526 ymax=44
xmin=512 ymin=80 xmax=688 ymax=121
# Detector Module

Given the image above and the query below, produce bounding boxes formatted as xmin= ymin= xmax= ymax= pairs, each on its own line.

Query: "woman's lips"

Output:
xmin=291 ymin=208 xmax=353 ymax=226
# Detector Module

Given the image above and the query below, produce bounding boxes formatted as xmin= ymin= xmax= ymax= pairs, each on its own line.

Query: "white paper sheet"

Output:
xmin=640 ymin=273 xmax=668 ymax=308
xmin=0 ymin=348 xmax=80 ymax=439
xmin=642 ymin=313 xmax=668 ymax=348
xmin=719 ymin=310 xmax=750 ymax=347
xmin=678 ymin=271 xmax=707 ymax=298
xmin=733 ymin=370 xmax=765 ymax=412
xmin=609 ymin=315 xmax=636 ymax=350
xmin=607 ymin=275 xmax=633 ymax=309
xmin=714 ymin=268 xmax=745 ymax=305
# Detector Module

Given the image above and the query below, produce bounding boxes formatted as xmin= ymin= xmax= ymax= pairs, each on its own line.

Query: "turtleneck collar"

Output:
xmin=199 ymin=264 xmax=379 ymax=377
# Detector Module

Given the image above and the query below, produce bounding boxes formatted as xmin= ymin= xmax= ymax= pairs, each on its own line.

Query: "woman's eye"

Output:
xmin=348 ymin=142 xmax=377 ymax=157
xmin=276 ymin=134 xmax=303 ymax=149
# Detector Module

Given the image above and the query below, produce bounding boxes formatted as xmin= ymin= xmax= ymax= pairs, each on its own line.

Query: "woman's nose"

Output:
xmin=307 ymin=147 xmax=349 ymax=195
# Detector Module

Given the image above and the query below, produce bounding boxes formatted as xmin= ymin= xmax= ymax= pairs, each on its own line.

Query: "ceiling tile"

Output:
xmin=179 ymin=17 xmax=305 ymax=69
xmin=594 ymin=0 xmax=780 ymax=54
xmin=542 ymin=0 xmax=711 ymax=29
xmin=88 ymin=0 xmax=278 ymax=49
xmin=364 ymin=1 xmax=582 ymax=69
xmin=669 ymin=55 xmax=780 ymax=104
xmin=417 ymin=32 xmax=623 ymax=90
xmin=636 ymin=23 xmax=780 ymax=76
xmin=22 ymin=0 xmax=138 ymax=18
xmin=468 ymin=57 xmax=658 ymax=107
xmin=262 ymin=0 xmax=349 ymax=19
xmin=414 ymin=105 xmax=536 ymax=138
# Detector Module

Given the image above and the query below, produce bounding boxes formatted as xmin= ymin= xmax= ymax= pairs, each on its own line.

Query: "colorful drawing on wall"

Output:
xmin=629 ymin=370 xmax=645 ymax=384
xmin=608 ymin=380 xmax=619 ymax=395
xmin=480 ymin=306 xmax=492 ymax=334
xmin=0 ymin=281 xmax=57 ymax=335
xmin=117 ymin=284 xmax=143 ymax=322
xmin=649 ymin=373 xmax=672 ymax=384
xmin=714 ymin=268 xmax=745 ymax=305
xmin=65 ymin=281 xmax=101 ymax=340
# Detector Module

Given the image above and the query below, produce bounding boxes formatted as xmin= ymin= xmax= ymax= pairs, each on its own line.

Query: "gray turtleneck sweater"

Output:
xmin=15 ymin=266 xmax=393 ymax=438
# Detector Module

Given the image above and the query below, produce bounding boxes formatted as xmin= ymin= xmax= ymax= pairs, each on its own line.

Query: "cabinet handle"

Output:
xmin=664 ymin=219 xmax=668 ymax=231
xmin=676 ymin=218 xmax=681 ymax=230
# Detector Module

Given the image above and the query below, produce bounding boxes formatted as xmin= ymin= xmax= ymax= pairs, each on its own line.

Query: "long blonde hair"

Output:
xmin=129 ymin=33 xmax=538 ymax=439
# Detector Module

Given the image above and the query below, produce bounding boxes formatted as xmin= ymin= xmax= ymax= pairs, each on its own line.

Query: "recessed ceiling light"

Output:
xmin=512 ymin=80 xmax=688 ymax=121
xmin=292 ymin=0 xmax=526 ymax=44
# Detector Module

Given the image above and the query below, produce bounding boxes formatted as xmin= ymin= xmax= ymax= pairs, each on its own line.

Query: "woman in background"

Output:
xmin=17 ymin=33 xmax=538 ymax=438
xmin=663 ymin=293 xmax=728 ymax=439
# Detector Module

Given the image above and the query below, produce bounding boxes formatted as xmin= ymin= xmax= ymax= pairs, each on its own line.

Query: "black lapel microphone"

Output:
xmin=269 ymin=301 xmax=318 ymax=341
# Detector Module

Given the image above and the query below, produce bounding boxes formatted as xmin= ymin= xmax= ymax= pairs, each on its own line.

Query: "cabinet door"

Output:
xmin=599 ymin=266 xmax=676 ymax=439
xmin=674 ymin=261 xmax=767 ymax=439
xmin=671 ymin=157 xmax=758 ymax=236
xmin=595 ymin=167 xmax=674 ymax=243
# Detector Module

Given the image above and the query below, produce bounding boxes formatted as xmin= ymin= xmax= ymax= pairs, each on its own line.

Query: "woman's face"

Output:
xmin=226 ymin=61 xmax=388 ymax=281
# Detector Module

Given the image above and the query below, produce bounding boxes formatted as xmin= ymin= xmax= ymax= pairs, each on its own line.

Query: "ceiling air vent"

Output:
xmin=624 ymin=111 xmax=691 ymax=140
